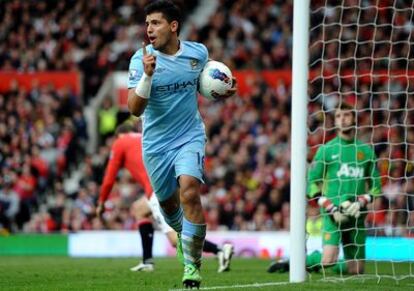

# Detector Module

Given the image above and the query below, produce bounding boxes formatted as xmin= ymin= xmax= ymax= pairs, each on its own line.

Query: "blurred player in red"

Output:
xmin=96 ymin=121 xmax=233 ymax=272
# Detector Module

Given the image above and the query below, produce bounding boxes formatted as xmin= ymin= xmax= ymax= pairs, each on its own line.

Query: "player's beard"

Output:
xmin=338 ymin=123 xmax=355 ymax=137
xmin=154 ymin=34 xmax=170 ymax=52
xmin=341 ymin=127 xmax=354 ymax=134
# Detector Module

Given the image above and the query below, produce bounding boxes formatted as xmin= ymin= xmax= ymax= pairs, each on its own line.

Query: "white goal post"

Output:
xmin=291 ymin=0 xmax=414 ymax=284
xmin=290 ymin=0 xmax=310 ymax=283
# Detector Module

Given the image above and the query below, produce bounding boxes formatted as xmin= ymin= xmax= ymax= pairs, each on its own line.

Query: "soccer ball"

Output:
xmin=199 ymin=60 xmax=233 ymax=100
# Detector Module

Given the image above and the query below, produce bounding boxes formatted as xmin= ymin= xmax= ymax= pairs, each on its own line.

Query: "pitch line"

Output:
xmin=169 ymin=281 xmax=291 ymax=290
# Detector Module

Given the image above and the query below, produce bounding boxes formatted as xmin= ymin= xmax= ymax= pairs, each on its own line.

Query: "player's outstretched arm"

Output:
xmin=96 ymin=139 xmax=124 ymax=219
xmin=96 ymin=202 xmax=105 ymax=219
xmin=128 ymin=42 xmax=156 ymax=116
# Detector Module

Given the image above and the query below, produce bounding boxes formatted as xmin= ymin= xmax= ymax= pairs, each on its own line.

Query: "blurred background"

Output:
xmin=0 ymin=0 xmax=413 ymax=257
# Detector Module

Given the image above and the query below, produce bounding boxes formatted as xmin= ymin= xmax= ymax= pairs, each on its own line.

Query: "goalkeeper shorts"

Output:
xmin=322 ymin=215 xmax=366 ymax=260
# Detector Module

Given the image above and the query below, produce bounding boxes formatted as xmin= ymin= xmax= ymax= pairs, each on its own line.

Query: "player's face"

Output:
xmin=335 ymin=109 xmax=355 ymax=133
xmin=145 ymin=12 xmax=177 ymax=51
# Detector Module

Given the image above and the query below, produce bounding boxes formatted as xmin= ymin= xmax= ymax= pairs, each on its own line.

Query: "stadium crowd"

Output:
xmin=0 ymin=0 xmax=413 ymax=236
xmin=0 ymin=0 xmax=199 ymax=103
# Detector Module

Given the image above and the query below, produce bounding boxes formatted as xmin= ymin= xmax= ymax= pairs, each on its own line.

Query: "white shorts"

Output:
xmin=146 ymin=194 xmax=173 ymax=234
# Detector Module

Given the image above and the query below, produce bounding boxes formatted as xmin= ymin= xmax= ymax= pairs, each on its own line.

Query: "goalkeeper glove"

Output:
xmin=340 ymin=194 xmax=372 ymax=218
xmin=318 ymin=197 xmax=349 ymax=224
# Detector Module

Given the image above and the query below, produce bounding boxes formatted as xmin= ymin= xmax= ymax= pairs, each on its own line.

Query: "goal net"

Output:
xmin=307 ymin=0 xmax=414 ymax=283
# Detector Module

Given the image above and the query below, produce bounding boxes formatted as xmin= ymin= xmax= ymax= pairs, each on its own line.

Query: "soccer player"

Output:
xmin=96 ymin=122 xmax=234 ymax=273
xmin=268 ymin=102 xmax=381 ymax=275
xmin=127 ymin=1 xmax=236 ymax=288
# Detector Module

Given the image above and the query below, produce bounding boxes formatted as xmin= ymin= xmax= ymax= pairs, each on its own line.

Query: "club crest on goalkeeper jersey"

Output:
xmin=127 ymin=41 xmax=209 ymax=154
xmin=308 ymin=136 xmax=381 ymax=206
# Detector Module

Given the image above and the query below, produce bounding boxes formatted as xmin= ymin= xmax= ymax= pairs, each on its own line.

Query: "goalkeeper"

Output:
xmin=269 ymin=102 xmax=381 ymax=275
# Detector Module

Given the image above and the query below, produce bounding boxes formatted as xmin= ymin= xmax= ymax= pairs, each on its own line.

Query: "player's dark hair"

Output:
xmin=336 ymin=102 xmax=356 ymax=117
xmin=144 ymin=0 xmax=182 ymax=35
xmin=115 ymin=121 xmax=137 ymax=136
xmin=336 ymin=102 xmax=353 ymax=111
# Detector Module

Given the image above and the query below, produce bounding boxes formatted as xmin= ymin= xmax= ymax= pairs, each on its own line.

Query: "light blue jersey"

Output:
xmin=128 ymin=41 xmax=208 ymax=154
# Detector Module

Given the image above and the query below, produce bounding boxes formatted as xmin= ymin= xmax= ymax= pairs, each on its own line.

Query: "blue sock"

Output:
xmin=182 ymin=216 xmax=206 ymax=268
xmin=160 ymin=206 xmax=183 ymax=233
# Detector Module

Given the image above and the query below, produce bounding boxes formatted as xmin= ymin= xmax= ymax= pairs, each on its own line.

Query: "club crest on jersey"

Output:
xmin=357 ymin=151 xmax=365 ymax=161
xmin=190 ymin=59 xmax=199 ymax=69
xmin=129 ymin=69 xmax=138 ymax=81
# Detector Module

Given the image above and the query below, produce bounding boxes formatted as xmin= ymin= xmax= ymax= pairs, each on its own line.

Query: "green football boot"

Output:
xmin=182 ymin=264 xmax=202 ymax=289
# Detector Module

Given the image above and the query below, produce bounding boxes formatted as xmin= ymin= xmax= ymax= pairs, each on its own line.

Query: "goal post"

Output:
xmin=290 ymin=0 xmax=310 ymax=283
xmin=300 ymin=0 xmax=414 ymax=284
xmin=289 ymin=0 xmax=414 ymax=284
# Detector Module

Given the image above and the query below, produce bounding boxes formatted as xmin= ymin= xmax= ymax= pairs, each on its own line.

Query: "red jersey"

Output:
xmin=99 ymin=133 xmax=153 ymax=203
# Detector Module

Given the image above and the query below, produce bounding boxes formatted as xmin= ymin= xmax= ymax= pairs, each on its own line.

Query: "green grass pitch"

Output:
xmin=0 ymin=257 xmax=413 ymax=290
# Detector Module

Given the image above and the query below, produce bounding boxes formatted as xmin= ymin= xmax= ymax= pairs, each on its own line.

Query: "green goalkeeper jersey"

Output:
xmin=308 ymin=136 xmax=381 ymax=206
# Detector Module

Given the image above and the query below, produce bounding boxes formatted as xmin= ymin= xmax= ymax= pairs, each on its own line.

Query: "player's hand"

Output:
xmin=142 ymin=42 xmax=156 ymax=76
xmin=340 ymin=200 xmax=361 ymax=218
xmin=332 ymin=209 xmax=349 ymax=224
xmin=318 ymin=196 xmax=349 ymax=224
xmin=96 ymin=202 xmax=105 ymax=219
xmin=215 ymin=77 xmax=237 ymax=99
